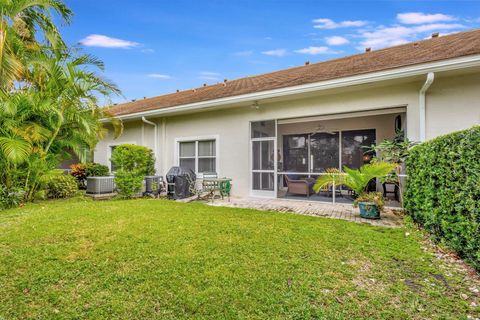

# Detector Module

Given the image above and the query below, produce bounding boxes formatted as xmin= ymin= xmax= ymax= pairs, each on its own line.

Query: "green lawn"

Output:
xmin=0 ymin=198 xmax=477 ymax=319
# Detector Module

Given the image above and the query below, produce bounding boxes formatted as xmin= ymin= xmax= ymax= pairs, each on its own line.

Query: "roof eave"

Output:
xmin=103 ymin=54 xmax=480 ymax=122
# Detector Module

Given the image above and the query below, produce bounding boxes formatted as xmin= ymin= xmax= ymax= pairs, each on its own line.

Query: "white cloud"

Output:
xmin=141 ymin=48 xmax=155 ymax=53
xmin=233 ymin=50 xmax=254 ymax=56
xmin=79 ymin=34 xmax=139 ymax=48
xmin=413 ymin=23 xmax=464 ymax=33
xmin=397 ymin=12 xmax=456 ymax=25
xmin=325 ymin=36 xmax=350 ymax=45
xmin=147 ymin=74 xmax=171 ymax=79
xmin=261 ymin=49 xmax=287 ymax=57
xmin=313 ymin=18 xmax=368 ymax=29
xmin=295 ymin=46 xmax=339 ymax=55
xmin=358 ymin=23 xmax=465 ymax=49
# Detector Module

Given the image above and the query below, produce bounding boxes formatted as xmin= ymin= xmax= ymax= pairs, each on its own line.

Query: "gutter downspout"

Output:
xmin=141 ymin=117 xmax=158 ymax=168
xmin=419 ymin=72 xmax=435 ymax=142
xmin=161 ymin=118 xmax=167 ymax=175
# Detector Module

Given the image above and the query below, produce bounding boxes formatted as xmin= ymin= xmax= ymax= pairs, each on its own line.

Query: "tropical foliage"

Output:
xmin=367 ymin=130 xmax=417 ymax=164
xmin=366 ymin=130 xmax=417 ymax=203
xmin=313 ymin=162 xmax=397 ymax=196
xmin=0 ymin=0 xmax=121 ymax=206
xmin=70 ymin=162 xmax=110 ymax=188
xmin=0 ymin=0 xmax=72 ymax=91
xmin=313 ymin=163 xmax=397 ymax=210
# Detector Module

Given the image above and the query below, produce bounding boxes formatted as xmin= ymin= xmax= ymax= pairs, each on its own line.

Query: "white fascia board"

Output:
xmin=106 ymin=54 xmax=480 ymax=122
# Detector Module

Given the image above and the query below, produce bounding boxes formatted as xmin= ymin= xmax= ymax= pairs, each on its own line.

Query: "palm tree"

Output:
xmin=0 ymin=52 xmax=122 ymax=200
xmin=313 ymin=162 xmax=397 ymax=197
xmin=0 ymin=0 xmax=72 ymax=91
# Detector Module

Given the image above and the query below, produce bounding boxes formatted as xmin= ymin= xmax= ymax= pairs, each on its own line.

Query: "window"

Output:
xmin=179 ymin=139 xmax=216 ymax=173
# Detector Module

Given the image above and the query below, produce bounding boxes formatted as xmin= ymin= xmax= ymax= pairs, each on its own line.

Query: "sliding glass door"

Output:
xmin=341 ymin=129 xmax=376 ymax=169
xmin=310 ymin=132 xmax=340 ymax=172
xmin=282 ymin=129 xmax=376 ymax=173
xmin=283 ymin=134 xmax=308 ymax=172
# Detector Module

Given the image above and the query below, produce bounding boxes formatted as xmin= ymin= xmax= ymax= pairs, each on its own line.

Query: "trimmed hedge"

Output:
xmin=111 ymin=144 xmax=155 ymax=198
xmin=404 ymin=126 xmax=480 ymax=270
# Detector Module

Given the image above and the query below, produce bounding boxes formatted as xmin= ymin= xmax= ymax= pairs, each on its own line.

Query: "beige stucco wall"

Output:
xmin=95 ymin=120 xmax=157 ymax=171
xmin=94 ymin=72 xmax=479 ymax=197
xmin=426 ymin=72 xmax=480 ymax=139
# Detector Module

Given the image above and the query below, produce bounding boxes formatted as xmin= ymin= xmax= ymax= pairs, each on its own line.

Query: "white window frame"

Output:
xmin=107 ymin=141 xmax=137 ymax=172
xmin=174 ymin=135 xmax=219 ymax=174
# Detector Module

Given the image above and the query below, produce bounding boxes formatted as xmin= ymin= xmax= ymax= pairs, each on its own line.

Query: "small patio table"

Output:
xmin=202 ymin=178 xmax=232 ymax=201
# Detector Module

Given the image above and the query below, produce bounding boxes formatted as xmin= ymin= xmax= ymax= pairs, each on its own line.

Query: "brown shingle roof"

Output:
xmin=109 ymin=29 xmax=480 ymax=116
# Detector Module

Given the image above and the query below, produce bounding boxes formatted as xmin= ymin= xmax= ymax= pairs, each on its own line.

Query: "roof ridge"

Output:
xmin=107 ymin=28 xmax=480 ymax=115
xmin=224 ymin=28 xmax=480 ymax=83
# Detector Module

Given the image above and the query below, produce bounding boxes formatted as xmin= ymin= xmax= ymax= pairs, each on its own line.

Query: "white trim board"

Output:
xmin=277 ymin=106 xmax=406 ymax=125
xmin=105 ymin=54 xmax=480 ymax=121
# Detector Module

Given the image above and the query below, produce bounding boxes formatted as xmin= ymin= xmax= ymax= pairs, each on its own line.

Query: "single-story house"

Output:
xmin=95 ymin=29 xmax=480 ymax=201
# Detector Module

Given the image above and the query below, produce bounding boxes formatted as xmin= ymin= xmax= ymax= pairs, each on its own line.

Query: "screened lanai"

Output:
xmin=249 ymin=108 xmax=405 ymax=206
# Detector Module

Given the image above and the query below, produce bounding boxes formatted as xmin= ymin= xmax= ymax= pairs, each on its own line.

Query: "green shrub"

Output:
xmin=44 ymin=174 xmax=79 ymax=199
xmin=404 ymin=126 xmax=480 ymax=270
xmin=0 ymin=184 xmax=24 ymax=210
xmin=111 ymin=144 xmax=155 ymax=198
xmin=85 ymin=163 xmax=110 ymax=177
xmin=113 ymin=170 xmax=144 ymax=199
xmin=111 ymin=144 xmax=155 ymax=176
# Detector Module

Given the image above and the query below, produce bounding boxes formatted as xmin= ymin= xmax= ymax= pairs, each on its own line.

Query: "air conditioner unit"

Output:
xmin=86 ymin=176 xmax=115 ymax=194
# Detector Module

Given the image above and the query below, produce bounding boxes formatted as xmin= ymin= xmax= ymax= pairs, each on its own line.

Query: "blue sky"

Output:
xmin=61 ymin=0 xmax=480 ymax=104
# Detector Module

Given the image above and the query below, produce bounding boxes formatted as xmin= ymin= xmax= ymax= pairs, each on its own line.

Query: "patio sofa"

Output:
xmin=284 ymin=175 xmax=316 ymax=198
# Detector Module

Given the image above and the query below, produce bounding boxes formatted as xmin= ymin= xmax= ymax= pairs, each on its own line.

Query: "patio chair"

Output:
xmin=284 ymin=175 xmax=315 ymax=198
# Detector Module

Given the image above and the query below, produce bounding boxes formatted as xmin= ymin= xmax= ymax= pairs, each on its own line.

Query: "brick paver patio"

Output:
xmin=209 ymin=197 xmax=404 ymax=228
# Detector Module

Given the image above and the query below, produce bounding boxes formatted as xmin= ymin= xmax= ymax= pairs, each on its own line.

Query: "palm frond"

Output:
xmin=314 ymin=162 xmax=397 ymax=196
xmin=0 ymin=134 xmax=31 ymax=163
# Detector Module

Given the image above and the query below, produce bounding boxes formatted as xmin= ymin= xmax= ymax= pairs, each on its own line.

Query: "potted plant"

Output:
xmin=364 ymin=130 xmax=417 ymax=204
xmin=353 ymin=192 xmax=385 ymax=219
xmin=313 ymin=162 xmax=397 ymax=219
